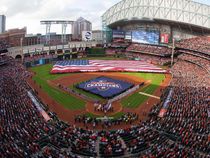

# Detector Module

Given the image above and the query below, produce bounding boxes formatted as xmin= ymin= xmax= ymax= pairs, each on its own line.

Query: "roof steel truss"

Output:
xmin=102 ymin=0 xmax=210 ymax=29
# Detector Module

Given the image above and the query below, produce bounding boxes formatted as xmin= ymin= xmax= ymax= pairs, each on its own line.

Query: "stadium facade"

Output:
xmin=102 ymin=0 xmax=210 ymax=44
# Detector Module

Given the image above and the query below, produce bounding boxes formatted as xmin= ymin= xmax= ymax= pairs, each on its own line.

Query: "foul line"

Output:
xmin=139 ymin=92 xmax=160 ymax=100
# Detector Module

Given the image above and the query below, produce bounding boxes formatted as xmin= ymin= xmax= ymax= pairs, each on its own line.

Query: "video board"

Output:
xmin=132 ymin=30 xmax=160 ymax=44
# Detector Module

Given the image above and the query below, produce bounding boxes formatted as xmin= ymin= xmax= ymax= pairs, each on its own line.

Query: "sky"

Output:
xmin=0 ymin=0 xmax=209 ymax=34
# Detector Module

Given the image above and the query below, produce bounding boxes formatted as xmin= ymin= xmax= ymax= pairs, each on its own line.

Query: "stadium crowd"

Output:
xmin=0 ymin=40 xmax=210 ymax=157
xmin=0 ymin=54 xmax=10 ymax=66
xmin=176 ymin=36 xmax=210 ymax=54
xmin=0 ymin=40 xmax=9 ymax=52
xmin=127 ymin=43 xmax=172 ymax=56
xmin=125 ymin=51 xmax=173 ymax=65
xmin=178 ymin=53 xmax=210 ymax=72
xmin=0 ymin=57 xmax=51 ymax=157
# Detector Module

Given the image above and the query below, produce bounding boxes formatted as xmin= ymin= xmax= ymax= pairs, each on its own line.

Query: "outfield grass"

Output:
xmin=121 ymin=73 xmax=165 ymax=108
xmin=31 ymin=64 xmax=86 ymax=110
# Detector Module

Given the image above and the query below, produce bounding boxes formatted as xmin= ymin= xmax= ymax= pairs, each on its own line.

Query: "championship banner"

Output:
xmin=160 ymin=34 xmax=169 ymax=43
xmin=77 ymin=76 xmax=134 ymax=98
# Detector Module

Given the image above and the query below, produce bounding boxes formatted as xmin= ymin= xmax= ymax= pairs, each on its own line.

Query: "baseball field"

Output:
xmin=29 ymin=63 xmax=170 ymax=129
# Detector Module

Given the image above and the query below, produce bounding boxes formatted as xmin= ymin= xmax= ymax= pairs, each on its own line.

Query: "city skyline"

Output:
xmin=0 ymin=0 xmax=209 ymax=34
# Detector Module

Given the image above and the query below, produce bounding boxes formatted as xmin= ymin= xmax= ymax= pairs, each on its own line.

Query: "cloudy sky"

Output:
xmin=0 ymin=0 xmax=209 ymax=34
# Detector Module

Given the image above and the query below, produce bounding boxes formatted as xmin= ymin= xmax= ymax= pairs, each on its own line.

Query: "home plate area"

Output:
xmin=76 ymin=76 xmax=135 ymax=99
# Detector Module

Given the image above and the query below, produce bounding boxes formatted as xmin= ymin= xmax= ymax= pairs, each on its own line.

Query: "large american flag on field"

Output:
xmin=51 ymin=60 xmax=167 ymax=73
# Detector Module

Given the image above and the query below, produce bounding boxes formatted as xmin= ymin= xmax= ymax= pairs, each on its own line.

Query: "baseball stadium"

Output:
xmin=0 ymin=0 xmax=210 ymax=157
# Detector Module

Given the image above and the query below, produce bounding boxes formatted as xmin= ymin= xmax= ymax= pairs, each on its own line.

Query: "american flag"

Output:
xmin=51 ymin=60 xmax=167 ymax=73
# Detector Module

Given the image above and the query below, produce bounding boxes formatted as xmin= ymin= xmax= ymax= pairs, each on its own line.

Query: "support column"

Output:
xmin=61 ymin=23 xmax=67 ymax=44
xmin=45 ymin=24 xmax=51 ymax=45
